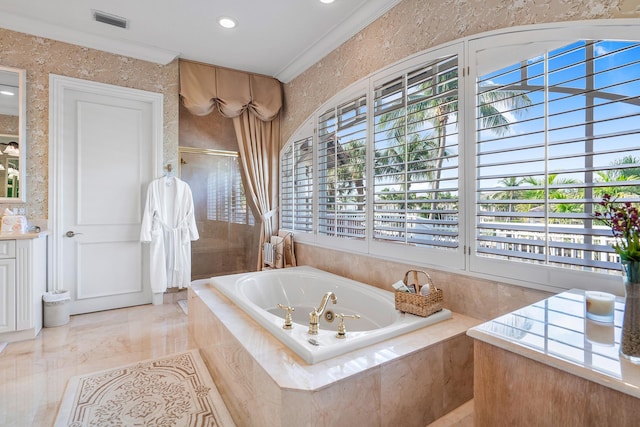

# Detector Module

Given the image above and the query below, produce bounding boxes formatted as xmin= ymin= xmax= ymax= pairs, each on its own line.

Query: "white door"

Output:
xmin=50 ymin=75 xmax=163 ymax=315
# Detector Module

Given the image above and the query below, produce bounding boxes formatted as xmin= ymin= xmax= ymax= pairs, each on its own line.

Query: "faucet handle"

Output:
xmin=335 ymin=313 xmax=360 ymax=339
xmin=277 ymin=304 xmax=295 ymax=329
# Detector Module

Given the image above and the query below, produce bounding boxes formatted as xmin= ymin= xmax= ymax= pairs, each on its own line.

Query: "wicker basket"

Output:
xmin=394 ymin=270 xmax=443 ymax=317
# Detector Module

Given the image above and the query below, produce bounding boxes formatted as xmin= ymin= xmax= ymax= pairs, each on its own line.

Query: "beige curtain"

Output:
xmin=179 ymin=60 xmax=283 ymax=270
xmin=179 ymin=61 xmax=282 ymax=120
xmin=233 ymin=111 xmax=280 ymax=269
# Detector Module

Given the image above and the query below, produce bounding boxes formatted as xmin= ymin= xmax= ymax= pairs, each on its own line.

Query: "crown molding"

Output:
xmin=0 ymin=12 xmax=179 ymax=65
xmin=275 ymin=0 xmax=402 ymax=83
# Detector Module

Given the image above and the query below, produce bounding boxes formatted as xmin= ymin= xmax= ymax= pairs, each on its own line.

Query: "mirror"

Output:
xmin=0 ymin=66 xmax=25 ymax=202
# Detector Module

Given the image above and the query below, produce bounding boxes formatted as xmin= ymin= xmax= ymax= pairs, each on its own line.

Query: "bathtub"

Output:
xmin=210 ymin=265 xmax=452 ymax=364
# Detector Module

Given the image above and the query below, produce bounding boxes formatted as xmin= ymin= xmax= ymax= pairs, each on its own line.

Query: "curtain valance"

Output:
xmin=179 ymin=61 xmax=282 ymax=121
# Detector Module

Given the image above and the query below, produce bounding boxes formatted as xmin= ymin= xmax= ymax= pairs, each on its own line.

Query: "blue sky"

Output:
xmin=477 ymin=40 xmax=640 ymax=191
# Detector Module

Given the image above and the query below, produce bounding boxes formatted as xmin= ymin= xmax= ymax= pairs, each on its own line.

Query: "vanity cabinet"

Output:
xmin=0 ymin=235 xmax=47 ymax=342
xmin=0 ymin=243 xmax=17 ymax=333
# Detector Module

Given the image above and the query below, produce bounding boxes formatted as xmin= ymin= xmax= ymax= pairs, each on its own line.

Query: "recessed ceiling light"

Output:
xmin=218 ymin=17 xmax=237 ymax=29
xmin=320 ymin=0 xmax=335 ymax=3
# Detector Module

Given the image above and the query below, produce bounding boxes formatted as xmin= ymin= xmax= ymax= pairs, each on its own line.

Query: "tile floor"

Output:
xmin=0 ymin=303 xmax=194 ymax=426
xmin=0 ymin=302 xmax=474 ymax=426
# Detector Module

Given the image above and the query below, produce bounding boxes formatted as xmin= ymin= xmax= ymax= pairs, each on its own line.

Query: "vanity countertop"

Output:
xmin=467 ymin=289 xmax=640 ymax=399
xmin=0 ymin=230 xmax=48 ymax=240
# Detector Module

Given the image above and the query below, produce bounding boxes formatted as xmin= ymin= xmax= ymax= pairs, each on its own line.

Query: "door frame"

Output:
xmin=48 ymin=74 xmax=164 ymax=293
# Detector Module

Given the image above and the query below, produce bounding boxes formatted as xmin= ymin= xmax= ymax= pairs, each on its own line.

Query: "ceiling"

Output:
xmin=0 ymin=0 xmax=401 ymax=83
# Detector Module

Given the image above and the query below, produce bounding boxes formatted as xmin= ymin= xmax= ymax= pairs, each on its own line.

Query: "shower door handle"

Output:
xmin=66 ymin=230 xmax=83 ymax=238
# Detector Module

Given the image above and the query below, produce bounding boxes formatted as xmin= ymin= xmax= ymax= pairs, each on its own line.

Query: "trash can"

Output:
xmin=43 ymin=290 xmax=70 ymax=327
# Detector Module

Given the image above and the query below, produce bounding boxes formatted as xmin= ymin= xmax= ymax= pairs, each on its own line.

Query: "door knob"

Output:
xmin=66 ymin=231 xmax=83 ymax=238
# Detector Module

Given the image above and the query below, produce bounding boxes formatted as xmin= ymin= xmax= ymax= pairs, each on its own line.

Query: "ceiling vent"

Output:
xmin=93 ymin=10 xmax=128 ymax=29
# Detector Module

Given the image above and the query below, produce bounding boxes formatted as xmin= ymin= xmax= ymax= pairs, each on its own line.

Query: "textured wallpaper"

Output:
xmin=0 ymin=0 xmax=637 ymax=217
xmin=282 ymin=0 xmax=640 ymax=143
xmin=0 ymin=28 xmax=178 ymax=219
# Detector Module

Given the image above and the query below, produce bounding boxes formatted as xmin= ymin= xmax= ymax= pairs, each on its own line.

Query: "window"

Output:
xmin=475 ymin=39 xmax=640 ymax=279
xmin=280 ymin=136 xmax=313 ymax=232
xmin=317 ymin=94 xmax=368 ymax=240
xmin=280 ymin=22 xmax=640 ymax=293
xmin=373 ymin=55 xmax=460 ymax=250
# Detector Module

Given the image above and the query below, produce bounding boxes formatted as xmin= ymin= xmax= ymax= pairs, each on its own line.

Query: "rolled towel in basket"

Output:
xmin=263 ymin=241 xmax=275 ymax=267
xmin=271 ymin=235 xmax=284 ymax=269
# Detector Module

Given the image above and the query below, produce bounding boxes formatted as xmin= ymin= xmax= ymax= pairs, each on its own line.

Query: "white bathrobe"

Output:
xmin=140 ymin=176 xmax=199 ymax=293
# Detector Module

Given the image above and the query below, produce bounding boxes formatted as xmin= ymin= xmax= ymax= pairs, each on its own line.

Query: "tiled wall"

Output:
xmin=0 ymin=28 xmax=178 ymax=219
xmin=178 ymin=103 xmax=237 ymax=152
xmin=295 ymin=243 xmax=550 ymax=321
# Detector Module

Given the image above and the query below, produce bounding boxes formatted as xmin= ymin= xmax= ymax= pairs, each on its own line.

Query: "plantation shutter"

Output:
xmin=230 ymin=156 xmax=254 ymax=225
xmin=205 ymin=156 xmax=254 ymax=225
xmin=318 ymin=95 xmax=367 ymax=239
xmin=280 ymin=136 xmax=313 ymax=232
xmin=476 ymin=40 xmax=640 ymax=274
xmin=207 ymin=162 xmax=229 ymax=222
xmin=372 ymin=55 xmax=460 ymax=249
xmin=280 ymin=144 xmax=294 ymax=230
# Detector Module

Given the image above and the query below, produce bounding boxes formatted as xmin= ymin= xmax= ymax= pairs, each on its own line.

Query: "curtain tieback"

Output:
xmin=261 ymin=208 xmax=278 ymax=222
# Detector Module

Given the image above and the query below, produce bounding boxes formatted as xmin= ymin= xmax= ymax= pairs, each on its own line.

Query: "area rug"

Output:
xmin=54 ymin=349 xmax=235 ymax=426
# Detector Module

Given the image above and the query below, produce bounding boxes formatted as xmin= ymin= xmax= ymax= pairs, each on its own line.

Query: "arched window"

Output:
xmin=280 ymin=21 xmax=640 ymax=293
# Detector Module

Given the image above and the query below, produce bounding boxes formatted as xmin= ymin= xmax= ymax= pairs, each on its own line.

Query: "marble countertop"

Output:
xmin=0 ymin=230 xmax=48 ymax=240
xmin=467 ymin=289 xmax=640 ymax=399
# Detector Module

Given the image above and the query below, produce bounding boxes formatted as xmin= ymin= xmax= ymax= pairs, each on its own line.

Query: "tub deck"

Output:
xmin=210 ymin=266 xmax=453 ymax=364
xmin=189 ymin=279 xmax=480 ymax=426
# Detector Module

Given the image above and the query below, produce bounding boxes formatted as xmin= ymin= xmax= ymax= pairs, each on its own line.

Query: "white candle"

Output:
xmin=585 ymin=291 xmax=615 ymax=322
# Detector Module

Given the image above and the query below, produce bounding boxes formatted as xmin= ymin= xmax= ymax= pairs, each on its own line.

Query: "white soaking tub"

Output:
xmin=210 ymin=266 xmax=451 ymax=364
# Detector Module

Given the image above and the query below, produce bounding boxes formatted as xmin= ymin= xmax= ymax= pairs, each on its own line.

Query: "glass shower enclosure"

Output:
xmin=179 ymin=147 xmax=260 ymax=279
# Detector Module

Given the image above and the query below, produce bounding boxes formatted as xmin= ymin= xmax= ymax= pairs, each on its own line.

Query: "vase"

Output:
xmin=620 ymin=260 xmax=640 ymax=363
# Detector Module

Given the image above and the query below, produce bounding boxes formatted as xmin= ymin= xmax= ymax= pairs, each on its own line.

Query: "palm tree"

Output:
xmin=490 ymin=177 xmax=524 ymax=212
xmin=333 ymin=139 xmax=367 ymax=210
xmin=518 ymin=174 xmax=582 ymax=215
xmin=377 ymin=62 xmax=532 ymax=219
xmin=374 ymin=133 xmax=440 ymax=191
xmin=594 ymin=170 xmax=640 ymax=199
xmin=594 ymin=156 xmax=640 ymax=198
xmin=615 ymin=155 xmax=640 ymax=180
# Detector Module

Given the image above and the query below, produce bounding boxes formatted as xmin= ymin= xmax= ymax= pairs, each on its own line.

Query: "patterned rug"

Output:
xmin=55 ymin=349 xmax=235 ymax=426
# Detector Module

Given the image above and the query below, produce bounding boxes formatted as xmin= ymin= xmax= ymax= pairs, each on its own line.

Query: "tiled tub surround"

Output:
xmin=295 ymin=243 xmax=552 ymax=321
xmin=188 ymin=279 xmax=479 ymax=426
xmin=468 ymin=290 xmax=640 ymax=425
xmin=209 ymin=266 xmax=452 ymax=364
